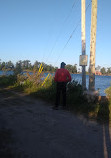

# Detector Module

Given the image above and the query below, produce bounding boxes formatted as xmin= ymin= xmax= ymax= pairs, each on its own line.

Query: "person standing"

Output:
xmin=54 ymin=62 xmax=71 ymax=109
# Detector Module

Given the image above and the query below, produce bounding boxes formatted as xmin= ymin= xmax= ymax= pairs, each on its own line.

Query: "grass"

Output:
xmin=0 ymin=75 xmax=17 ymax=87
xmin=0 ymin=73 xmax=111 ymax=122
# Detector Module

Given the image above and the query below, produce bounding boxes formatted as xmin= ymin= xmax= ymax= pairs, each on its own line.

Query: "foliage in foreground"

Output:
xmin=0 ymin=73 xmax=111 ymax=122
xmin=14 ymin=74 xmax=111 ymax=122
xmin=104 ymin=87 xmax=111 ymax=121
xmin=0 ymin=75 xmax=17 ymax=87
xmin=14 ymin=74 xmax=100 ymax=115
xmin=105 ymin=87 xmax=111 ymax=99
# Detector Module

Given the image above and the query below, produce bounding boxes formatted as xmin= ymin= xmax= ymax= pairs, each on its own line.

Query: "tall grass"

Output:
xmin=0 ymin=71 xmax=110 ymax=122
xmin=14 ymin=73 xmax=99 ymax=113
xmin=105 ymin=87 xmax=111 ymax=122
xmin=0 ymin=75 xmax=17 ymax=87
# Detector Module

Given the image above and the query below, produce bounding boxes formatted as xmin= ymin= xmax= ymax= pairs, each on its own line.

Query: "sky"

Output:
xmin=0 ymin=0 xmax=111 ymax=69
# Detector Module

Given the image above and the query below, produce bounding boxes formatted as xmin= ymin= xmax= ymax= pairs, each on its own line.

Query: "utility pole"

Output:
xmin=89 ymin=0 xmax=97 ymax=91
xmin=81 ymin=0 xmax=86 ymax=90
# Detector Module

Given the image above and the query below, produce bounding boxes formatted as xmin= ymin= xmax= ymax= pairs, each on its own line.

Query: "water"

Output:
xmin=0 ymin=71 xmax=111 ymax=96
xmin=72 ymin=74 xmax=111 ymax=96
xmin=0 ymin=70 xmax=13 ymax=76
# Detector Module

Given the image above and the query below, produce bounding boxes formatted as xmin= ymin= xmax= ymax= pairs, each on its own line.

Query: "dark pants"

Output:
xmin=55 ymin=82 xmax=67 ymax=107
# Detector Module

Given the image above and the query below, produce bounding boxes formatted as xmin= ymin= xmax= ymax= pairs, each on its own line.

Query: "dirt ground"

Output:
xmin=0 ymin=88 xmax=111 ymax=158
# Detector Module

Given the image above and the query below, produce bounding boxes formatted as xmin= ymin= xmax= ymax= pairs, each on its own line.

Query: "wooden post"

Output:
xmin=89 ymin=0 xmax=97 ymax=91
xmin=81 ymin=0 xmax=86 ymax=89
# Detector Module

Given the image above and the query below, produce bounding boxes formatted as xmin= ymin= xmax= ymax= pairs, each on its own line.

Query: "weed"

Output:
xmin=1 ymin=72 xmax=111 ymax=122
xmin=0 ymin=75 xmax=17 ymax=87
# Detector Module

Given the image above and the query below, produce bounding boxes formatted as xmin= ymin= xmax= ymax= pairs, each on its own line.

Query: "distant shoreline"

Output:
xmin=0 ymin=70 xmax=111 ymax=76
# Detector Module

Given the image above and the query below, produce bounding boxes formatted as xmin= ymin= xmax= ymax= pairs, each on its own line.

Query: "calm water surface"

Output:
xmin=72 ymin=74 xmax=111 ymax=96
xmin=0 ymin=71 xmax=111 ymax=96
xmin=0 ymin=70 xmax=13 ymax=76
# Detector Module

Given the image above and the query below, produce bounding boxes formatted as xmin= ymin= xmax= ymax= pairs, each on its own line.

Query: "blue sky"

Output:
xmin=0 ymin=0 xmax=111 ymax=69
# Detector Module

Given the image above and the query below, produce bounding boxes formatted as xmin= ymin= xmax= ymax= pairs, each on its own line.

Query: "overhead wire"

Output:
xmin=54 ymin=19 xmax=81 ymax=66
xmin=54 ymin=0 xmax=92 ymax=66
xmin=41 ymin=0 xmax=92 ymax=84
xmin=42 ymin=0 xmax=79 ymax=64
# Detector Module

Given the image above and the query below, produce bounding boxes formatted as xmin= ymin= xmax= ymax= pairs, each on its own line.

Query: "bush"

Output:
xmin=105 ymin=87 xmax=111 ymax=99
xmin=0 ymin=75 xmax=17 ymax=87
xmin=32 ymin=79 xmax=85 ymax=106
xmin=97 ymin=102 xmax=110 ymax=121
xmin=2 ymin=73 xmax=110 ymax=122
xmin=14 ymin=76 xmax=87 ymax=107
xmin=13 ymin=71 xmax=44 ymax=93
xmin=67 ymin=80 xmax=85 ymax=106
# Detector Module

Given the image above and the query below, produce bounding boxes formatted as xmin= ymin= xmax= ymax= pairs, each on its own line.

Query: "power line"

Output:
xmin=54 ymin=20 xmax=81 ymax=66
xmin=86 ymin=0 xmax=92 ymax=12
xmin=43 ymin=0 xmax=79 ymax=63
xmin=54 ymin=0 xmax=91 ymax=66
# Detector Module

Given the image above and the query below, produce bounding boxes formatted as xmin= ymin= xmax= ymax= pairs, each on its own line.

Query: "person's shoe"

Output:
xmin=52 ymin=106 xmax=58 ymax=110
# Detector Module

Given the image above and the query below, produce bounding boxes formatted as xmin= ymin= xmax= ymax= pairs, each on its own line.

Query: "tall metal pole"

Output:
xmin=81 ymin=0 xmax=86 ymax=90
xmin=89 ymin=0 xmax=97 ymax=91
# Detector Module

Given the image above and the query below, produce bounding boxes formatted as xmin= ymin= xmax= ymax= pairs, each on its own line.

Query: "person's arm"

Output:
xmin=54 ymin=70 xmax=58 ymax=82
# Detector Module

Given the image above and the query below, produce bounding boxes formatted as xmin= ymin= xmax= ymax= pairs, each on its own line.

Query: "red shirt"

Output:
xmin=54 ymin=68 xmax=71 ymax=82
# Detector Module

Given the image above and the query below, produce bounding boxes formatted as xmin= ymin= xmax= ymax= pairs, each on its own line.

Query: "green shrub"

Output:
xmin=31 ymin=78 xmax=56 ymax=102
xmin=32 ymin=79 xmax=85 ymax=106
xmin=97 ymin=103 xmax=110 ymax=121
xmin=13 ymin=71 xmax=44 ymax=93
xmin=67 ymin=80 xmax=86 ymax=107
xmin=0 ymin=75 xmax=17 ymax=87
xmin=67 ymin=81 xmax=83 ymax=102
xmin=105 ymin=87 xmax=111 ymax=98
xmin=2 ymin=73 xmax=110 ymax=122
xmin=104 ymin=86 xmax=111 ymax=121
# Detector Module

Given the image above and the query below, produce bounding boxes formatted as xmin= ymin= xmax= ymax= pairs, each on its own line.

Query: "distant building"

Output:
xmin=95 ymin=71 xmax=102 ymax=75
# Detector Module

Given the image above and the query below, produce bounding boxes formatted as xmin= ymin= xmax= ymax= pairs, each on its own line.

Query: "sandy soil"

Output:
xmin=0 ymin=88 xmax=111 ymax=158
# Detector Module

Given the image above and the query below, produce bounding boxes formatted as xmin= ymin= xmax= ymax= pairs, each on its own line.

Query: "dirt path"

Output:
xmin=0 ymin=88 xmax=111 ymax=158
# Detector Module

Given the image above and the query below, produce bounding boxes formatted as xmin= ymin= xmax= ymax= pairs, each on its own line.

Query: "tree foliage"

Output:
xmin=100 ymin=67 xmax=106 ymax=75
xmin=0 ymin=59 xmax=59 ymax=73
xmin=95 ymin=65 xmax=111 ymax=75
xmin=1 ymin=59 xmax=111 ymax=75
xmin=65 ymin=64 xmax=77 ymax=73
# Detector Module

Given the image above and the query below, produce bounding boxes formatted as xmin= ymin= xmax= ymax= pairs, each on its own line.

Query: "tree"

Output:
xmin=6 ymin=61 xmax=14 ymax=69
xmin=65 ymin=64 xmax=77 ymax=74
xmin=95 ymin=65 xmax=101 ymax=71
xmin=107 ymin=67 xmax=111 ymax=74
xmin=34 ymin=61 xmax=40 ymax=70
xmin=73 ymin=64 xmax=77 ymax=73
xmin=1 ymin=62 xmax=6 ymax=70
xmin=14 ymin=61 xmax=22 ymax=75
xmin=0 ymin=59 xmax=2 ymax=70
xmin=22 ymin=60 xmax=31 ymax=69
xmin=100 ymin=67 xmax=106 ymax=75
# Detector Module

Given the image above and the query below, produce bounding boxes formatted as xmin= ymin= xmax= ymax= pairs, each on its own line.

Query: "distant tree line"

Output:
xmin=0 ymin=59 xmax=111 ymax=75
xmin=95 ymin=65 xmax=111 ymax=75
xmin=0 ymin=60 xmax=14 ymax=70
xmin=65 ymin=64 xmax=77 ymax=74
xmin=0 ymin=59 xmax=78 ymax=74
